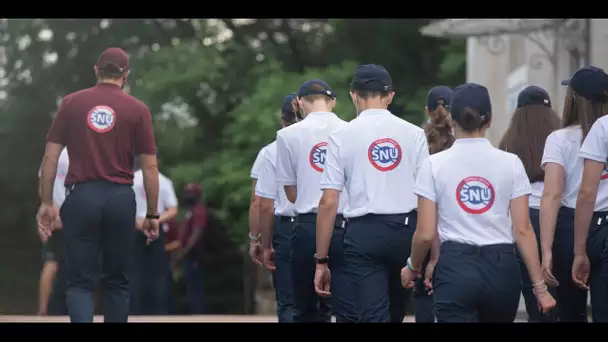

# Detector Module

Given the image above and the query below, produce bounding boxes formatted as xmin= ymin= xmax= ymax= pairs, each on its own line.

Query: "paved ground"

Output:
xmin=0 ymin=315 xmax=529 ymax=323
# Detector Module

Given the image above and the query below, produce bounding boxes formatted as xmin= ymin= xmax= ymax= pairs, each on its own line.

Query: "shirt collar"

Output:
xmin=359 ymin=109 xmax=391 ymax=117
xmin=453 ymin=137 xmax=492 ymax=146
xmin=304 ymin=111 xmax=335 ymax=120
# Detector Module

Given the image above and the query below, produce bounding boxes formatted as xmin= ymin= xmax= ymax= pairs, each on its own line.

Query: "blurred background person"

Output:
xmin=163 ymin=216 xmax=181 ymax=314
xmin=414 ymin=85 xmax=455 ymax=323
xmin=498 ymin=85 xmax=561 ymax=322
xmin=37 ymin=148 xmax=69 ymax=316
xmin=175 ymin=183 xmax=208 ymax=314
xmin=130 ymin=157 xmax=179 ymax=315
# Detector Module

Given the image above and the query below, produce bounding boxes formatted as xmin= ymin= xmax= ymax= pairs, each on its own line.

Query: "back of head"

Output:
xmin=499 ymin=85 xmax=561 ymax=182
xmin=297 ymin=79 xmax=336 ymax=110
xmin=424 ymin=85 xmax=454 ymax=154
xmin=96 ymin=47 xmax=130 ymax=80
xmin=349 ymin=64 xmax=393 ymax=101
xmin=281 ymin=93 xmax=300 ymax=125
xmin=561 ymin=66 xmax=608 ymax=140
xmin=450 ymin=83 xmax=492 ymax=133
xmin=183 ymin=182 xmax=202 ymax=205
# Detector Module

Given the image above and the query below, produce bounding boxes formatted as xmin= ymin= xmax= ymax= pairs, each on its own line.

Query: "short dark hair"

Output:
xmin=351 ymin=89 xmax=390 ymax=100
xmin=97 ymin=65 xmax=125 ymax=79
xmin=453 ymin=107 xmax=488 ymax=132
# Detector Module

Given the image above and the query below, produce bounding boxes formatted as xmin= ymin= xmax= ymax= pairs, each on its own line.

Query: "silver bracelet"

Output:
xmin=407 ymin=257 xmax=420 ymax=272
xmin=248 ymin=233 xmax=261 ymax=242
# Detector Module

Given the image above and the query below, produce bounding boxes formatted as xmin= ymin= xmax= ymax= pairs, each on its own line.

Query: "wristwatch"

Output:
xmin=146 ymin=213 xmax=160 ymax=220
xmin=313 ymin=253 xmax=329 ymax=264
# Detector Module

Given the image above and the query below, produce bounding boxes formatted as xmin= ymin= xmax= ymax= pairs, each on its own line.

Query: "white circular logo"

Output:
xmin=87 ymin=105 xmax=116 ymax=133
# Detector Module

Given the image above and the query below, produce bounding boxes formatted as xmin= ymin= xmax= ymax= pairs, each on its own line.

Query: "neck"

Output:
xmin=454 ymin=129 xmax=486 ymax=139
xmin=303 ymin=105 xmax=331 ymax=117
xmin=357 ymin=99 xmax=386 ymax=114
xmin=98 ymin=78 xmax=123 ymax=87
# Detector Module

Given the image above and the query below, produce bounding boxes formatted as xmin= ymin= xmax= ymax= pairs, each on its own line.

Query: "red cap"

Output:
xmin=96 ymin=47 xmax=129 ymax=72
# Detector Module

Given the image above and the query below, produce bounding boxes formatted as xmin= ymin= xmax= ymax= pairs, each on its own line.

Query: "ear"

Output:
xmin=486 ymin=119 xmax=492 ymax=129
xmin=93 ymin=65 xmax=99 ymax=77
xmin=387 ymin=91 xmax=395 ymax=105
xmin=349 ymin=91 xmax=356 ymax=103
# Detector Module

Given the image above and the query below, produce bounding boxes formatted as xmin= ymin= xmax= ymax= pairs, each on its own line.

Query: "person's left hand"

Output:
xmin=37 ymin=203 xmax=56 ymax=239
xmin=423 ymin=260 xmax=437 ymax=294
xmin=135 ymin=218 xmax=145 ymax=231
xmin=314 ymin=264 xmax=331 ymax=298
xmin=572 ymin=253 xmax=591 ymax=290
xmin=142 ymin=217 xmax=159 ymax=245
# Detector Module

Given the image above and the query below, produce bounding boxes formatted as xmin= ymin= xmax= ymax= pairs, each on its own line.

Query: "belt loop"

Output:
xmin=598 ymin=217 xmax=603 ymax=226
xmin=341 ymin=220 xmax=346 ymax=229
xmin=404 ymin=216 xmax=409 ymax=226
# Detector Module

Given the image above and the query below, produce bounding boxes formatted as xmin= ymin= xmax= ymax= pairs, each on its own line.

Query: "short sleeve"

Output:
xmin=541 ymin=132 xmax=566 ymax=169
xmin=511 ymin=156 xmax=532 ymax=199
xmin=250 ymin=147 xmax=266 ymax=180
xmin=255 ymin=153 xmax=277 ymax=200
xmin=276 ymin=132 xmax=297 ymax=186
xmin=580 ymin=118 xmax=608 ymax=163
xmin=413 ymin=158 xmax=437 ymax=202
xmin=413 ymin=130 xmax=430 ymax=179
xmin=46 ymin=96 xmax=71 ymax=145
xmin=320 ymin=133 xmax=345 ymax=191
xmin=134 ymin=105 xmax=157 ymax=155
xmin=162 ymin=180 xmax=179 ymax=209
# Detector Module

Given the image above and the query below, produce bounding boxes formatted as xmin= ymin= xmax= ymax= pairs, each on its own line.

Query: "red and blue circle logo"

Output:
xmin=456 ymin=176 xmax=495 ymax=214
xmin=309 ymin=142 xmax=328 ymax=172
xmin=368 ymin=138 xmax=402 ymax=172
xmin=87 ymin=105 xmax=116 ymax=133
xmin=601 ymin=165 xmax=608 ymax=180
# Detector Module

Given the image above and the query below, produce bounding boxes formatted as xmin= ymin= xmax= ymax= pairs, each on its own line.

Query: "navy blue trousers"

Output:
xmin=290 ymin=213 xmax=357 ymax=322
xmin=517 ymin=208 xmax=557 ymax=322
xmin=129 ymin=228 xmax=169 ymax=315
xmin=413 ymin=254 xmax=434 ymax=323
xmin=272 ymin=215 xmax=296 ymax=322
xmin=550 ymin=207 xmax=589 ymax=322
xmin=343 ymin=212 xmax=416 ymax=323
xmin=433 ymin=241 xmax=521 ymax=322
xmin=585 ymin=210 xmax=608 ymax=322
xmin=60 ymin=181 xmax=136 ymax=323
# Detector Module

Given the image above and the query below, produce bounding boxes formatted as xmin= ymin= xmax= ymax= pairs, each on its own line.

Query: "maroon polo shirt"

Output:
xmin=179 ymin=204 xmax=208 ymax=259
xmin=46 ymin=83 xmax=156 ymax=185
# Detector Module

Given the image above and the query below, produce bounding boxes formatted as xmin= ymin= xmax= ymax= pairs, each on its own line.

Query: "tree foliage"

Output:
xmin=0 ymin=18 xmax=465 ymax=313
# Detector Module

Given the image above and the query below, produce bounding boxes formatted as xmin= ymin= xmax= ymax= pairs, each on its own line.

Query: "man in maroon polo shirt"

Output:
xmin=37 ymin=47 xmax=160 ymax=323
xmin=175 ymin=183 xmax=208 ymax=314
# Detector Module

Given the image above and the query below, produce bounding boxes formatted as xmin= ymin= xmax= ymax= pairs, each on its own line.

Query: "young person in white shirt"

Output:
xmin=275 ymin=79 xmax=356 ymax=322
xmin=255 ymin=93 xmax=299 ymax=322
xmin=560 ymin=66 xmax=608 ymax=322
xmin=37 ymin=148 xmax=69 ymax=316
xmin=401 ymin=83 xmax=555 ymax=322
xmin=248 ymin=144 xmax=267 ymax=266
xmin=314 ymin=64 xmax=428 ymax=323
xmin=541 ymin=66 xmax=608 ymax=322
xmin=130 ymin=157 xmax=179 ymax=315
xmin=498 ymin=85 xmax=561 ymax=322
xmin=414 ymin=85 xmax=455 ymax=323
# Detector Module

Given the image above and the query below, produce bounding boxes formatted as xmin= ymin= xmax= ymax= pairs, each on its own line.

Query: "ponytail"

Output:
xmin=423 ymin=104 xmax=455 ymax=155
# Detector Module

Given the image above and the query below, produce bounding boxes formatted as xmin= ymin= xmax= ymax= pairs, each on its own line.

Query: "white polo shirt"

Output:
xmin=579 ymin=116 xmax=608 ymax=211
xmin=415 ymin=138 xmax=531 ymax=246
xmin=251 ymin=146 xmax=266 ymax=180
xmin=255 ymin=141 xmax=296 ymax=217
xmin=276 ymin=112 xmax=348 ymax=215
xmin=320 ymin=109 xmax=428 ymax=218
xmin=133 ymin=171 xmax=179 ymax=232
xmin=38 ymin=148 xmax=70 ymax=207
xmin=542 ymin=125 xmax=608 ymax=211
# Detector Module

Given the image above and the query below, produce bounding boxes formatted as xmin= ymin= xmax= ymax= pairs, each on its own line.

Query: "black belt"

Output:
xmin=276 ymin=215 xmax=295 ymax=223
xmin=297 ymin=213 xmax=347 ymax=228
xmin=347 ymin=211 xmax=416 ymax=226
xmin=441 ymin=241 xmax=515 ymax=255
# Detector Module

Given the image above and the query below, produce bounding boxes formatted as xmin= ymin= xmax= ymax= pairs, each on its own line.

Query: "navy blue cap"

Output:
xmin=350 ymin=64 xmax=392 ymax=92
xmin=281 ymin=93 xmax=297 ymax=114
xmin=427 ymin=86 xmax=453 ymax=111
xmin=450 ymin=83 xmax=492 ymax=122
xmin=561 ymin=66 xmax=608 ymax=102
xmin=297 ymin=79 xmax=335 ymax=99
xmin=517 ymin=85 xmax=551 ymax=108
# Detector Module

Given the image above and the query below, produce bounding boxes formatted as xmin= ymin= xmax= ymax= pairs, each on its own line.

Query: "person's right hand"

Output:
xmin=142 ymin=217 xmax=160 ymax=245
xmin=535 ymin=288 xmax=557 ymax=313
xmin=135 ymin=218 xmax=145 ymax=232
xmin=572 ymin=253 xmax=591 ymax=290
xmin=263 ymin=247 xmax=276 ymax=271
xmin=541 ymin=252 xmax=559 ymax=287
xmin=37 ymin=203 xmax=56 ymax=240
xmin=249 ymin=242 xmax=263 ymax=266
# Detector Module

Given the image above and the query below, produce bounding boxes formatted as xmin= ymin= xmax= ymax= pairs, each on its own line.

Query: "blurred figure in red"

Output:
xmin=175 ymin=182 xmax=208 ymax=314
xmin=164 ymin=216 xmax=181 ymax=314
